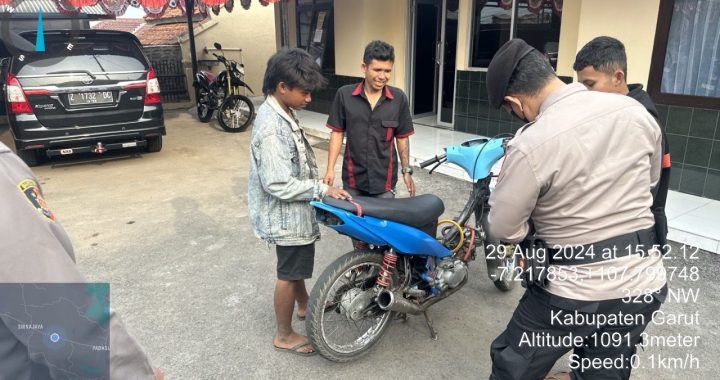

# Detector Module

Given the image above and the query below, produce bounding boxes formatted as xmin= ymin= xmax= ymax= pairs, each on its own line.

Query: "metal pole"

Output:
xmin=186 ymin=0 xmax=199 ymax=103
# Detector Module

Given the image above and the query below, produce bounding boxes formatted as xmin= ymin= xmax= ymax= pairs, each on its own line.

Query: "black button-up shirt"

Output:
xmin=326 ymin=82 xmax=414 ymax=194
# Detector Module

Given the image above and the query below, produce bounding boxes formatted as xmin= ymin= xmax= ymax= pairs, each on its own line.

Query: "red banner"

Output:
xmin=64 ymin=0 xmax=98 ymax=7
xmin=201 ymin=0 xmax=225 ymax=7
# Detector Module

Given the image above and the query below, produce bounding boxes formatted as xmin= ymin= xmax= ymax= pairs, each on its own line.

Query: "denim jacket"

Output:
xmin=248 ymin=95 xmax=329 ymax=245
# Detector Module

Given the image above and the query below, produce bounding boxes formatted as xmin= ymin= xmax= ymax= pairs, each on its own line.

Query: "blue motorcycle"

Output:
xmin=305 ymin=137 xmax=520 ymax=362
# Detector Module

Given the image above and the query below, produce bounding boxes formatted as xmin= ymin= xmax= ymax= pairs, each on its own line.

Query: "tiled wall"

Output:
xmin=453 ymin=70 xmax=720 ymax=201
xmin=454 ymin=70 xmax=526 ymax=137
xmin=656 ymin=104 xmax=720 ymax=200
xmin=306 ymin=74 xmax=363 ymax=115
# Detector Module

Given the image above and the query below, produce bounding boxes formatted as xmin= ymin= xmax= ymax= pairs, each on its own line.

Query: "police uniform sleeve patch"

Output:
xmin=18 ymin=179 xmax=55 ymax=221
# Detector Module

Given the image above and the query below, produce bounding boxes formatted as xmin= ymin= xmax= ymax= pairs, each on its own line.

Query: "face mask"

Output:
xmin=503 ymin=101 xmax=530 ymax=124
xmin=510 ymin=110 xmax=529 ymax=124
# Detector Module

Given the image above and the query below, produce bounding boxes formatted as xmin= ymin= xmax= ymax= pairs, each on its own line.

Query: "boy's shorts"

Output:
xmin=276 ymin=243 xmax=315 ymax=280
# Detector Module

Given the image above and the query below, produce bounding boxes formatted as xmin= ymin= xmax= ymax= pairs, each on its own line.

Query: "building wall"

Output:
xmin=554 ymin=0 xmax=719 ymax=200
xmin=555 ymin=0 xmax=661 ymax=85
xmin=455 ymin=0 xmax=472 ymax=70
xmin=451 ymin=0 xmax=720 ymax=201
xmin=302 ymin=0 xmax=408 ymax=114
xmin=334 ymin=0 xmax=408 ymax=90
xmin=180 ymin=5 xmax=277 ymax=97
xmin=658 ymin=104 xmax=720 ymax=200
xmin=555 ymin=0 xmax=580 ymax=78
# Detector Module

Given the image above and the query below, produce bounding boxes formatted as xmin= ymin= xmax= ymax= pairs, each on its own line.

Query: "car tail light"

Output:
xmin=5 ymin=73 xmax=32 ymax=114
xmin=144 ymin=68 xmax=161 ymax=105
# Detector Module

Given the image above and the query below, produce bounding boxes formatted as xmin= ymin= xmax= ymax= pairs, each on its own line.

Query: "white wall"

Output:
xmin=557 ymin=0 xmax=661 ymax=86
xmin=333 ymin=0 xmax=408 ymax=90
xmin=180 ymin=5 xmax=277 ymax=96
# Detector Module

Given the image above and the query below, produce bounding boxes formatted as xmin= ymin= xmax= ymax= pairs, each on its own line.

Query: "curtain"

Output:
xmin=661 ymin=0 xmax=720 ymax=98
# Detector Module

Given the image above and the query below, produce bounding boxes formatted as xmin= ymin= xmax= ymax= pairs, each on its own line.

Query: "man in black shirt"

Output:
xmin=574 ymin=35 xmax=671 ymax=255
xmin=324 ymin=40 xmax=415 ymax=201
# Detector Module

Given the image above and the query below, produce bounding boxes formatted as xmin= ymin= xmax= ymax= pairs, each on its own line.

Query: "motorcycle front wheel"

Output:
xmin=481 ymin=213 xmax=519 ymax=292
xmin=197 ymin=88 xmax=214 ymax=122
xmin=218 ymin=95 xmax=254 ymax=132
xmin=306 ymin=250 xmax=397 ymax=362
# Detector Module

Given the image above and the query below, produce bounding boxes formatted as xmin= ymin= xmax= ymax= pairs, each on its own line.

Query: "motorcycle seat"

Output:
xmin=322 ymin=194 xmax=445 ymax=229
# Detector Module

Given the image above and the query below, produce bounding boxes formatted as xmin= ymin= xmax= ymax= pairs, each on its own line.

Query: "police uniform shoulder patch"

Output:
xmin=18 ymin=179 xmax=55 ymax=221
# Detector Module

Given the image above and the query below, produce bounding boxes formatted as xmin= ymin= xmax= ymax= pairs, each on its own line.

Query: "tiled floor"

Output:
xmin=298 ymin=109 xmax=720 ymax=254
xmin=412 ymin=115 xmax=440 ymax=127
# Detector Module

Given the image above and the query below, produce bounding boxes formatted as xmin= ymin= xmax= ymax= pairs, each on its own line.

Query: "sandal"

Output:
xmin=273 ymin=342 xmax=317 ymax=357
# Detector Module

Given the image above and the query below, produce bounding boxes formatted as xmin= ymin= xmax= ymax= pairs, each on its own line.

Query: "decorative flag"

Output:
xmin=35 ymin=8 xmax=44 ymax=52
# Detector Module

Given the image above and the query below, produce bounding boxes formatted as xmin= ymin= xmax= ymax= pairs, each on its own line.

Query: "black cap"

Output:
xmin=486 ymin=39 xmax=535 ymax=109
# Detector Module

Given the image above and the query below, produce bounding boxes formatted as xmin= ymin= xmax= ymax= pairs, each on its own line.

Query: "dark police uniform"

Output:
xmin=326 ymin=82 xmax=414 ymax=195
xmin=0 ymin=142 xmax=156 ymax=379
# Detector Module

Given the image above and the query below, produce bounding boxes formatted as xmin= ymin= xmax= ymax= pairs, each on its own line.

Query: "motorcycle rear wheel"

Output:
xmin=197 ymin=89 xmax=214 ymax=122
xmin=218 ymin=95 xmax=254 ymax=132
xmin=306 ymin=250 xmax=397 ymax=362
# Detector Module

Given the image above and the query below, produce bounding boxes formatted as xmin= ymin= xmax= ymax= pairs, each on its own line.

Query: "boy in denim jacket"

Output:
xmin=248 ymin=48 xmax=350 ymax=356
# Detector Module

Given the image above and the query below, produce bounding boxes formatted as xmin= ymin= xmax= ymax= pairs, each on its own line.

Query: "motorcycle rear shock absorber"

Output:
xmin=376 ymin=250 xmax=398 ymax=288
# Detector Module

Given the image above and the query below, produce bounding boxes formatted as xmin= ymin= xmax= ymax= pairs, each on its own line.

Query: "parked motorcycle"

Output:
xmin=305 ymin=136 xmax=521 ymax=362
xmin=194 ymin=42 xmax=255 ymax=132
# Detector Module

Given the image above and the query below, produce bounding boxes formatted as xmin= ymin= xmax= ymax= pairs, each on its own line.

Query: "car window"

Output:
xmin=14 ymin=40 xmax=147 ymax=76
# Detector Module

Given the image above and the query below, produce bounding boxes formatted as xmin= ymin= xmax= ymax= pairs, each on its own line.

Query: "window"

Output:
xmin=648 ymin=0 xmax=720 ymax=109
xmin=296 ymin=0 xmax=334 ymax=72
xmin=15 ymin=40 xmax=147 ymax=76
xmin=469 ymin=0 xmax=562 ymax=69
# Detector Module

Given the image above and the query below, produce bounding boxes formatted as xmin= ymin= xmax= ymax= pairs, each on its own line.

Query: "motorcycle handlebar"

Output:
xmin=212 ymin=53 xmax=227 ymax=63
xmin=419 ymin=154 xmax=447 ymax=168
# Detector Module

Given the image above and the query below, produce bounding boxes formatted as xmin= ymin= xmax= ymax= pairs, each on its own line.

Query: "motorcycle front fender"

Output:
xmin=233 ymin=77 xmax=255 ymax=95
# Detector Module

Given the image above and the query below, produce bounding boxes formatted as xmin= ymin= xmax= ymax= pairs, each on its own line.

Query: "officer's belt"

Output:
xmin=548 ymin=227 xmax=657 ymax=266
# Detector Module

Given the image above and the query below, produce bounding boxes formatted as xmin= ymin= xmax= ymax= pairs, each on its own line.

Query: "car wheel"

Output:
xmin=147 ymin=136 xmax=163 ymax=153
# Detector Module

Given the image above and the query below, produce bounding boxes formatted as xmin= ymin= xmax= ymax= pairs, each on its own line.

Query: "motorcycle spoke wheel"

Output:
xmin=196 ymin=90 xmax=214 ymax=122
xmin=493 ymin=254 xmax=518 ymax=291
xmin=218 ymin=95 xmax=254 ymax=132
xmin=306 ymin=250 xmax=397 ymax=362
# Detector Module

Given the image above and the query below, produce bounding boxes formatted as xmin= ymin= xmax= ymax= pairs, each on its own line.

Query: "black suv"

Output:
xmin=1 ymin=30 xmax=165 ymax=166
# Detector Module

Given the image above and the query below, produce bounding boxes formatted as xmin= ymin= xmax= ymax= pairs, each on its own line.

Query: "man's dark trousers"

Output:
xmin=489 ymin=286 xmax=663 ymax=380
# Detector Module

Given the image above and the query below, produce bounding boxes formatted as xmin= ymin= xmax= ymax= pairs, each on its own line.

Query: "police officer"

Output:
xmin=485 ymin=40 xmax=666 ymax=380
xmin=0 ymin=141 xmax=163 ymax=379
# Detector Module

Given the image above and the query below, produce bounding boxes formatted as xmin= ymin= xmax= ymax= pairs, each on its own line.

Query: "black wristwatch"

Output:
xmin=401 ymin=167 xmax=413 ymax=175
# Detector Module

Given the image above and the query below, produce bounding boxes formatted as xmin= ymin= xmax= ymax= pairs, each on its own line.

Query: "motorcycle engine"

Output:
xmin=434 ymin=258 xmax=468 ymax=291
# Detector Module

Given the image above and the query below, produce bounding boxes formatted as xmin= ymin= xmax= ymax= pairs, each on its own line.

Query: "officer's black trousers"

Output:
xmin=489 ymin=286 xmax=662 ymax=380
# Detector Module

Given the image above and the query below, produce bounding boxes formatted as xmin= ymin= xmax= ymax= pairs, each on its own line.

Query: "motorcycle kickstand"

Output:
xmin=422 ymin=310 xmax=438 ymax=340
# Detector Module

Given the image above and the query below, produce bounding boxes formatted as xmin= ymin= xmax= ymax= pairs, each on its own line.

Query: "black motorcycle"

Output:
xmin=194 ymin=42 xmax=255 ymax=132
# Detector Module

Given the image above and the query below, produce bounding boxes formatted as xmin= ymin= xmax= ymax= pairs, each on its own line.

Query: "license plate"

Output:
xmin=122 ymin=142 xmax=137 ymax=148
xmin=68 ymin=91 xmax=113 ymax=106
xmin=60 ymin=149 xmax=74 ymax=155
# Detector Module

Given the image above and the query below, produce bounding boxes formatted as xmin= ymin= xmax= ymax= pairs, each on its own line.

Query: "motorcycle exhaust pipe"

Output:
xmin=376 ymin=290 xmax=423 ymax=315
